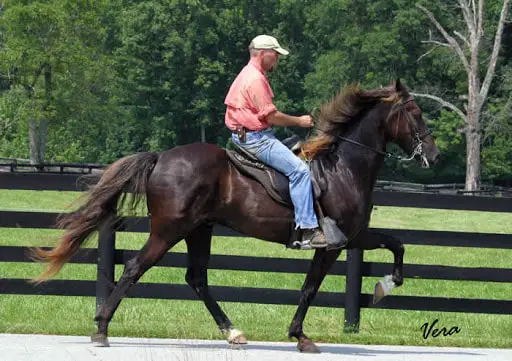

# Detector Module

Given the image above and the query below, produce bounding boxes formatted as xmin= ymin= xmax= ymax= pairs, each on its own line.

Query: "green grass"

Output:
xmin=0 ymin=189 xmax=511 ymax=348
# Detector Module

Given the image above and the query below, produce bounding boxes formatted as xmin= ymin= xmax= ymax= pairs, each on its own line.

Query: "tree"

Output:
xmin=414 ymin=0 xmax=510 ymax=190
xmin=481 ymin=64 xmax=512 ymax=181
xmin=0 ymin=1 xmax=63 ymax=163
xmin=0 ymin=0 xmax=114 ymax=164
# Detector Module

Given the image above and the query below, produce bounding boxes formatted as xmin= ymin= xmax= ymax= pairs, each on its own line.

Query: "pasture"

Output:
xmin=0 ymin=189 xmax=511 ymax=348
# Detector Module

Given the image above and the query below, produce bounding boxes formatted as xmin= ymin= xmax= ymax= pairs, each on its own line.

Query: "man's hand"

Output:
xmin=298 ymin=115 xmax=314 ymax=128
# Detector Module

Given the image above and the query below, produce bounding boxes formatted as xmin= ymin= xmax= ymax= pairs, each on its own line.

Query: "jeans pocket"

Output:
xmin=244 ymin=131 xmax=261 ymax=145
xmin=232 ymin=132 xmax=259 ymax=156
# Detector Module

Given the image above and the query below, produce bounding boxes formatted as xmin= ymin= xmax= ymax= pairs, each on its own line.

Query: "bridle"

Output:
xmin=335 ymin=97 xmax=432 ymax=167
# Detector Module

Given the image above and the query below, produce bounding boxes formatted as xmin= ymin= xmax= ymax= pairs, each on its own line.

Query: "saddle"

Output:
xmin=225 ymin=135 xmax=323 ymax=208
xmin=226 ymin=136 xmax=348 ymax=250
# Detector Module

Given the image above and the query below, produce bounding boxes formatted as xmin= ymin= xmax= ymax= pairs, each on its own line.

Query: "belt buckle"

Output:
xmin=236 ymin=127 xmax=246 ymax=143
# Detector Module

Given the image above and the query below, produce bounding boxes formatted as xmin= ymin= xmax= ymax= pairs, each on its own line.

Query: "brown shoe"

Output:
xmin=302 ymin=228 xmax=328 ymax=248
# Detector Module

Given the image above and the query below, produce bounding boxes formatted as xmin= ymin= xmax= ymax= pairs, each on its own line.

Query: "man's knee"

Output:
xmin=290 ymin=161 xmax=311 ymax=180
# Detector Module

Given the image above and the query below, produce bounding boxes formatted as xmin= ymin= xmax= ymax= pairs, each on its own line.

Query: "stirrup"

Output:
xmin=326 ymin=241 xmax=347 ymax=251
xmin=292 ymin=240 xmax=313 ymax=250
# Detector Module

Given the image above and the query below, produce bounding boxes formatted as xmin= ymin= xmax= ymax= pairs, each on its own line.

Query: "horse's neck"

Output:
xmin=331 ymin=107 xmax=387 ymax=189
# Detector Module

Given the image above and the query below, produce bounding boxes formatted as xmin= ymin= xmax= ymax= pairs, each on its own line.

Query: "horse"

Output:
xmin=32 ymin=79 xmax=440 ymax=353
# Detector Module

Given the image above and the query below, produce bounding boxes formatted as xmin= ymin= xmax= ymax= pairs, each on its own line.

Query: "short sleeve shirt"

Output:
xmin=224 ymin=59 xmax=277 ymax=131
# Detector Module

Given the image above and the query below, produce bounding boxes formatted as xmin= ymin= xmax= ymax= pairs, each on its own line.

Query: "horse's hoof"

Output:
xmin=297 ymin=338 xmax=321 ymax=353
xmin=91 ymin=333 xmax=110 ymax=347
xmin=373 ymin=281 xmax=386 ymax=304
xmin=227 ymin=329 xmax=247 ymax=345
xmin=229 ymin=342 xmax=243 ymax=350
xmin=373 ymin=275 xmax=396 ymax=304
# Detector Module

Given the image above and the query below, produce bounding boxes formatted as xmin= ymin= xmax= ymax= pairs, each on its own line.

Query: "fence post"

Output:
xmin=344 ymin=248 xmax=364 ymax=333
xmin=96 ymin=220 xmax=116 ymax=315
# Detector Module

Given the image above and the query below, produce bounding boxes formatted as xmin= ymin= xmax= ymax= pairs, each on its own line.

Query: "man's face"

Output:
xmin=260 ymin=50 xmax=280 ymax=72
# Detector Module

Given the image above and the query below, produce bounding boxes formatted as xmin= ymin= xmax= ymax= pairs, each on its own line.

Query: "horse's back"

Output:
xmin=148 ymin=142 xmax=228 ymax=192
xmin=146 ymin=143 xmax=229 ymax=219
xmin=157 ymin=142 xmax=228 ymax=169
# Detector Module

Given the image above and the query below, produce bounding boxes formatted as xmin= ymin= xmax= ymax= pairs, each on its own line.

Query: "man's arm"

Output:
xmin=266 ymin=111 xmax=313 ymax=128
xmin=246 ymin=77 xmax=313 ymax=128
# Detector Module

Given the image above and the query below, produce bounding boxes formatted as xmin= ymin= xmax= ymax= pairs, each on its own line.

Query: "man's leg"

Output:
xmin=261 ymin=142 xmax=318 ymax=229
xmin=234 ymin=130 xmax=327 ymax=248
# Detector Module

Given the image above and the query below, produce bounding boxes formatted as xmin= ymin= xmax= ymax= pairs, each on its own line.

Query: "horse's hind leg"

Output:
xmin=184 ymin=224 xmax=246 ymax=345
xmin=91 ymin=232 xmax=179 ymax=346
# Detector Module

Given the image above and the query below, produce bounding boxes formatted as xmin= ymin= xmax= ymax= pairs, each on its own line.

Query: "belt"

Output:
xmin=231 ymin=127 xmax=270 ymax=134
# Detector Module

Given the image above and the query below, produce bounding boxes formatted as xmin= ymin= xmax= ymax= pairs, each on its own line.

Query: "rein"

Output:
xmin=336 ymin=135 xmax=402 ymax=160
xmin=336 ymin=132 xmax=430 ymax=161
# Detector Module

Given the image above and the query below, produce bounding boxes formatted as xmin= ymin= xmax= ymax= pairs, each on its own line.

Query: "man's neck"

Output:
xmin=249 ymin=57 xmax=264 ymax=73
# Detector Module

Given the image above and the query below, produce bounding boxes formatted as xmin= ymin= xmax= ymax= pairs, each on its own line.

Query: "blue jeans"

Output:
xmin=232 ymin=128 xmax=319 ymax=229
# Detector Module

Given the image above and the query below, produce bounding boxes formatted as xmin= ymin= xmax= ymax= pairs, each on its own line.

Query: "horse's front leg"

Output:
xmin=288 ymin=248 xmax=342 ymax=353
xmin=359 ymin=230 xmax=404 ymax=303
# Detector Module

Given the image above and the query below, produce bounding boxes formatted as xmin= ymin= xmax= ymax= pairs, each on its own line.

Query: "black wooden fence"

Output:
xmin=0 ymin=170 xmax=511 ymax=333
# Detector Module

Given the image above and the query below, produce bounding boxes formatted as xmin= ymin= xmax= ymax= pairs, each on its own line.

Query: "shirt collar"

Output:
xmin=249 ymin=58 xmax=265 ymax=74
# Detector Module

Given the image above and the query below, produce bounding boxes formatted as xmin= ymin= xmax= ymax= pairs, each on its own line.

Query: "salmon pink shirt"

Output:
xmin=224 ymin=59 xmax=277 ymax=131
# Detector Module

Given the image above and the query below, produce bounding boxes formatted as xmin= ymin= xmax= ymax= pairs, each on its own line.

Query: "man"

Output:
xmin=224 ymin=34 xmax=332 ymax=249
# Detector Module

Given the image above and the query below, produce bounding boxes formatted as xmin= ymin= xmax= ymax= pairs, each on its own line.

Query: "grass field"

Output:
xmin=0 ymin=189 xmax=511 ymax=348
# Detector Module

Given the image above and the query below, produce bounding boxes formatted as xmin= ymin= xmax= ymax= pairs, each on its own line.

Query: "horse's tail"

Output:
xmin=31 ymin=152 xmax=159 ymax=282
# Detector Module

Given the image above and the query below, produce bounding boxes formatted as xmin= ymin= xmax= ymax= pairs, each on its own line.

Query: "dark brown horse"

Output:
xmin=33 ymin=79 xmax=439 ymax=353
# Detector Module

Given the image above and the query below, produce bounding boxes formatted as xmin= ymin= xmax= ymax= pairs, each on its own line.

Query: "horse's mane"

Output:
xmin=301 ymin=83 xmax=400 ymax=159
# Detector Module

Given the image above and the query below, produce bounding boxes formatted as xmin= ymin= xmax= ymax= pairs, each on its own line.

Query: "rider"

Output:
xmin=224 ymin=34 xmax=342 ymax=249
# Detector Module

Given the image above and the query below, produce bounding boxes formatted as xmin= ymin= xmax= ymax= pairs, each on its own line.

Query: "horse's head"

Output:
xmin=301 ymin=80 xmax=440 ymax=168
xmin=384 ymin=79 xmax=440 ymax=168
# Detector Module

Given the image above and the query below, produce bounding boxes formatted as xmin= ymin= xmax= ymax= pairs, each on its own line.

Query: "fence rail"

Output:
xmin=2 ymin=166 xmax=511 ymax=196
xmin=0 ymin=171 xmax=511 ymax=332
xmin=1 ymin=211 xmax=511 ymax=248
xmin=2 ymin=279 xmax=511 ymax=316
xmin=1 ymin=245 xmax=511 ymax=283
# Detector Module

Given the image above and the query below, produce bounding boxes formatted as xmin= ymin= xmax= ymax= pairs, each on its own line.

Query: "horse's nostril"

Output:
xmin=433 ymin=153 xmax=441 ymax=164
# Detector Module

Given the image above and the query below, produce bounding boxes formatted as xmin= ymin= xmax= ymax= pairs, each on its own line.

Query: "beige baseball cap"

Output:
xmin=249 ymin=35 xmax=289 ymax=55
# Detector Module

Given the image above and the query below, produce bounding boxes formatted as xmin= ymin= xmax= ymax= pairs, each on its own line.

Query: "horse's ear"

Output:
xmin=395 ymin=78 xmax=402 ymax=92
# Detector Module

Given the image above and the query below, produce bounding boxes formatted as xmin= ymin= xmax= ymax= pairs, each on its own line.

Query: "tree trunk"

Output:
xmin=465 ymin=68 xmax=481 ymax=191
xmin=29 ymin=119 xmax=41 ymax=165
xmin=29 ymin=118 xmax=47 ymax=166
xmin=29 ymin=64 xmax=51 ymax=165
xmin=465 ymin=113 xmax=481 ymax=191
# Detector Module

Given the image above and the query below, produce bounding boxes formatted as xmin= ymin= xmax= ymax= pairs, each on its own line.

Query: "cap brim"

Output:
xmin=275 ymin=47 xmax=289 ymax=55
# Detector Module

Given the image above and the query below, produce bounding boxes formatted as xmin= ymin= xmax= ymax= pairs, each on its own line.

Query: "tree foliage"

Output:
xmin=0 ymin=0 xmax=509 ymax=185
